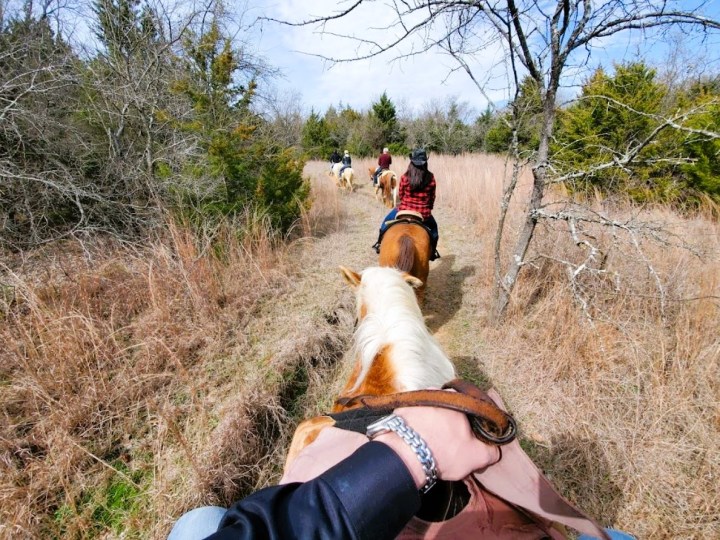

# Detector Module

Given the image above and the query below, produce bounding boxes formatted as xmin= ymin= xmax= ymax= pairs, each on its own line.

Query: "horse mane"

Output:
xmin=347 ymin=267 xmax=454 ymax=393
xmin=396 ymin=235 xmax=415 ymax=273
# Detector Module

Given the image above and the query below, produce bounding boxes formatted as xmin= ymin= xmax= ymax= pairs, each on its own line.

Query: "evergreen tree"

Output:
xmin=471 ymin=107 xmax=495 ymax=152
xmin=679 ymin=78 xmax=720 ymax=201
xmin=301 ymin=109 xmax=331 ymax=158
xmin=485 ymin=76 xmax=542 ymax=155
xmin=175 ymin=19 xmax=307 ymax=230
xmin=553 ymin=63 xmax=676 ymax=200
xmin=371 ymin=91 xmax=405 ymax=149
xmin=94 ymin=0 xmax=146 ymax=58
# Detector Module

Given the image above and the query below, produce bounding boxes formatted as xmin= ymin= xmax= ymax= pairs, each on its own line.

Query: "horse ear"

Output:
xmin=339 ymin=266 xmax=361 ymax=288
xmin=403 ymin=274 xmax=423 ymax=289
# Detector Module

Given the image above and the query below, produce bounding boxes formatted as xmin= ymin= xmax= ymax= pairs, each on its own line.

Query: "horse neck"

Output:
xmin=348 ymin=293 xmax=455 ymax=395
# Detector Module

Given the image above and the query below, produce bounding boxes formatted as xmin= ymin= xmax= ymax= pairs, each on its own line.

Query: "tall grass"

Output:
xmin=431 ymin=153 xmax=720 ymax=538
xmin=0 ymin=213 xmax=302 ymax=538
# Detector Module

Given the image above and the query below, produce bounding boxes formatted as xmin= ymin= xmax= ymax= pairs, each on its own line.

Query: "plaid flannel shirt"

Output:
xmin=398 ymin=173 xmax=436 ymax=219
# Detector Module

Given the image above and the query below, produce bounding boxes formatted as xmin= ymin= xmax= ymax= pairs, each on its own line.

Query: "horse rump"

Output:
xmin=396 ymin=235 xmax=416 ymax=273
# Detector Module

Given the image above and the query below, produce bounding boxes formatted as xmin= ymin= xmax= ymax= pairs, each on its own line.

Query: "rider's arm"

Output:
xmin=427 ymin=176 xmax=436 ymax=210
xmin=206 ymin=442 xmax=421 ymax=540
xmin=399 ymin=175 xmax=408 ymax=202
xmin=205 ymin=405 xmax=500 ymax=540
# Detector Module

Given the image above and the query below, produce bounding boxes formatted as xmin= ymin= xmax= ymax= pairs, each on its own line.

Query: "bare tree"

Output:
xmin=0 ymin=8 xmax=91 ymax=248
xmin=265 ymin=0 xmax=720 ymax=318
xmin=256 ymin=88 xmax=305 ymax=147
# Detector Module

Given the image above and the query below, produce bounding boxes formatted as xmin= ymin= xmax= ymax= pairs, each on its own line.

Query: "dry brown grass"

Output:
xmin=432 ymin=153 xmax=720 ymax=538
xmin=299 ymin=168 xmax=346 ymax=236
xmin=1 ymin=153 xmax=718 ymax=539
xmin=0 ymin=211 xmax=346 ymax=539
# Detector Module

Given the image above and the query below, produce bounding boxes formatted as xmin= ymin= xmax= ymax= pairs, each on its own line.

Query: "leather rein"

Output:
xmin=334 ymin=379 xmax=517 ymax=445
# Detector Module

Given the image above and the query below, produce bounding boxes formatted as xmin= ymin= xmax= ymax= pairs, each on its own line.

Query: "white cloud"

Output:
xmin=248 ymin=0 xmax=510 ymax=115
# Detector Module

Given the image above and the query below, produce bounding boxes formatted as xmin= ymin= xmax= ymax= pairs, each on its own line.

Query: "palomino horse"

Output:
xmin=281 ymin=266 xmax=611 ymax=538
xmin=379 ymin=211 xmax=431 ymax=303
xmin=284 ymin=266 xmax=455 ymax=467
xmin=329 ymin=163 xmax=354 ymax=191
xmin=368 ymin=167 xmax=398 ymax=208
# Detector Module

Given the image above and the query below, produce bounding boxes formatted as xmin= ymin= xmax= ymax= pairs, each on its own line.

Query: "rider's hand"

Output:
xmin=375 ymin=405 xmax=501 ymax=489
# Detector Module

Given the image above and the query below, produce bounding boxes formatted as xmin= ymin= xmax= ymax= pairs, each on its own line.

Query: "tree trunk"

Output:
xmin=493 ymin=86 xmax=556 ymax=318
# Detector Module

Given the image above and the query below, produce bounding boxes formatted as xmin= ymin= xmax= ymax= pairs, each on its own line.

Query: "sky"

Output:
xmin=242 ymin=0 xmax=720 ymax=118
xmin=244 ymin=0 xmax=509 ymax=116
xmin=28 ymin=0 xmax=720 ymax=119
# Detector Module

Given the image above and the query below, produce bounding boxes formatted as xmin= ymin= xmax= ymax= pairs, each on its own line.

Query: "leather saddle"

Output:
xmin=374 ymin=211 xmax=440 ymax=260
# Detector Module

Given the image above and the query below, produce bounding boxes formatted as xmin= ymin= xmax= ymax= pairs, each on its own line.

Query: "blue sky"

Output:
xmin=32 ymin=0 xmax=720 ymax=119
xmin=244 ymin=0 xmax=720 ymax=118
xmin=245 ymin=0 xmax=510 ymax=116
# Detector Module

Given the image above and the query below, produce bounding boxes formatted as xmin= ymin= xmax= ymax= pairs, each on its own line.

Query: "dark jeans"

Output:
xmin=373 ymin=166 xmax=383 ymax=185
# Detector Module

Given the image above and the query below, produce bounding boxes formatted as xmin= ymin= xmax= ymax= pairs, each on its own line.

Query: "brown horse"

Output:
xmin=378 ymin=212 xmax=431 ymax=303
xmin=367 ymin=167 xmax=397 ymax=208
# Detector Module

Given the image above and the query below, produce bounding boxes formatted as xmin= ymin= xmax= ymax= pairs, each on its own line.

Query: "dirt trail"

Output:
xmin=220 ymin=162 xmax=497 ymax=453
xmin=287 ymin=166 xmax=490 ymax=375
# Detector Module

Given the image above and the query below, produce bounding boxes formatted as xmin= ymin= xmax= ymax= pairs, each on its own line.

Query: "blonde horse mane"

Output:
xmin=283 ymin=265 xmax=454 ymax=470
xmin=341 ymin=266 xmax=455 ymax=394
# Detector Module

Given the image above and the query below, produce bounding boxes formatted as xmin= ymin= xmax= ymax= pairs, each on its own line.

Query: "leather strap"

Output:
xmin=335 ymin=379 xmax=517 ymax=445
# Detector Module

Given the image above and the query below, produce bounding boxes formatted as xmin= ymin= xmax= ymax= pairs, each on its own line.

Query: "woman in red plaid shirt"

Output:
xmin=372 ymin=148 xmax=440 ymax=260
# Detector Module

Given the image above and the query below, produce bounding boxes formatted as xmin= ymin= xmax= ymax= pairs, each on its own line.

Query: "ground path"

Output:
xmin=214 ymin=163 xmax=713 ymax=539
xmin=279 ymin=165 xmax=492 ymax=385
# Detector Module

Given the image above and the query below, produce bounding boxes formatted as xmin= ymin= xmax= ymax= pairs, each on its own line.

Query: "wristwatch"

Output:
xmin=366 ymin=414 xmax=438 ymax=493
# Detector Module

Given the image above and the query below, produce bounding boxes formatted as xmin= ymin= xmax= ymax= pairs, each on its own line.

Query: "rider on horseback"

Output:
xmin=373 ymin=148 xmax=440 ymax=260
xmin=373 ymin=147 xmax=392 ymax=186
xmin=329 ymin=149 xmax=341 ymax=172
xmin=338 ymin=150 xmax=352 ymax=178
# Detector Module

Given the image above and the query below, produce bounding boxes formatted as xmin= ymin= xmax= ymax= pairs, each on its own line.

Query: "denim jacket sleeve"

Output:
xmin=206 ymin=442 xmax=421 ymax=540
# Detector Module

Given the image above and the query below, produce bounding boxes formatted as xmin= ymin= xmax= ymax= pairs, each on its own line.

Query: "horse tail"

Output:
xmin=396 ymin=235 xmax=415 ymax=273
xmin=383 ymin=174 xmax=391 ymax=204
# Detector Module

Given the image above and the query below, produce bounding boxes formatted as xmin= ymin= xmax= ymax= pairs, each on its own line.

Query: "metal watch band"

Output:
xmin=366 ymin=414 xmax=438 ymax=493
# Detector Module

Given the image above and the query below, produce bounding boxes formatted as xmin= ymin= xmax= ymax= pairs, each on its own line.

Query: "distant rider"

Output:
xmin=338 ymin=150 xmax=352 ymax=178
xmin=373 ymin=147 xmax=392 ymax=186
xmin=329 ymin=149 xmax=341 ymax=172
xmin=373 ymin=148 xmax=440 ymax=261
